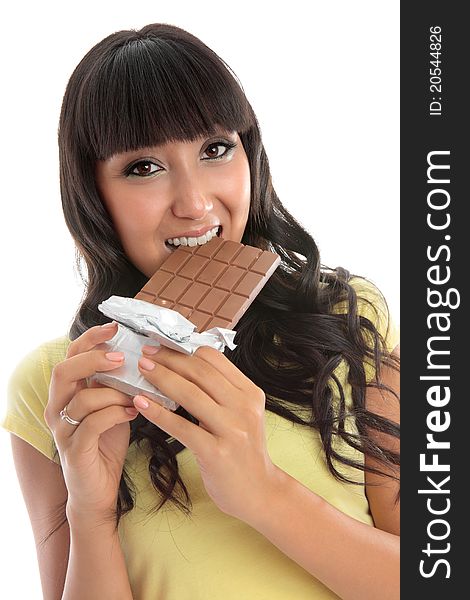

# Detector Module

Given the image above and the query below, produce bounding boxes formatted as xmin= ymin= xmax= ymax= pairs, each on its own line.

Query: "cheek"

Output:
xmin=107 ymin=190 xmax=166 ymax=237
xmin=221 ymin=158 xmax=251 ymax=213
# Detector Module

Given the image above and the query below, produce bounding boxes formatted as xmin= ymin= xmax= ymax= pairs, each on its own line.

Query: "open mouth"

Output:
xmin=165 ymin=225 xmax=222 ymax=251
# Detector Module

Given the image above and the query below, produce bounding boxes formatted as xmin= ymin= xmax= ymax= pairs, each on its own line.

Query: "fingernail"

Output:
xmin=125 ymin=407 xmax=139 ymax=416
xmin=134 ymin=395 xmax=149 ymax=409
xmin=142 ymin=344 xmax=161 ymax=355
xmin=106 ymin=351 xmax=125 ymax=362
xmin=139 ymin=357 xmax=156 ymax=371
xmin=101 ymin=321 xmax=117 ymax=328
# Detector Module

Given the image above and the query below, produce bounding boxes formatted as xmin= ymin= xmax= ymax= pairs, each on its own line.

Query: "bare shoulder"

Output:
xmin=11 ymin=434 xmax=69 ymax=600
xmin=364 ymin=344 xmax=400 ymax=536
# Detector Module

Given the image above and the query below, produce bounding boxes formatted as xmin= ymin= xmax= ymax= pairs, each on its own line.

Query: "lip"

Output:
xmin=165 ymin=224 xmax=221 ymax=240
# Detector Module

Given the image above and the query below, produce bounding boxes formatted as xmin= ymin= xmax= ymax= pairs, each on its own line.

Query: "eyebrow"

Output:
xmin=108 ymin=130 xmax=238 ymax=162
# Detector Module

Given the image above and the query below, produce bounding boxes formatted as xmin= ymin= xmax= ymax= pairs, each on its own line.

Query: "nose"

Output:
xmin=170 ymin=173 xmax=213 ymax=220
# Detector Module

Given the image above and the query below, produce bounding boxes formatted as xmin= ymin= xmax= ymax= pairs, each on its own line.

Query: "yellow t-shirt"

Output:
xmin=1 ymin=277 xmax=399 ymax=600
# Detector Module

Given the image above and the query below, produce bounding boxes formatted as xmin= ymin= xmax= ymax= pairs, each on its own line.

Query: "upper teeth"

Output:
xmin=166 ymin=226 xmax=220 ymax=247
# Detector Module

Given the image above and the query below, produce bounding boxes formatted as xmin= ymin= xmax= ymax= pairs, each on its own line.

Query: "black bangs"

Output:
xmin=76 ymin=35 xmax=255 ymax=160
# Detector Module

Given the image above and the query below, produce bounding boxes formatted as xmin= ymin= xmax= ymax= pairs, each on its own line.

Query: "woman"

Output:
xmin=2 ymin=23 xmax=400 ymax=600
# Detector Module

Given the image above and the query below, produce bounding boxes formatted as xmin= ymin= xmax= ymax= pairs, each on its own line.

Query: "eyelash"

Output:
xmin=124 ymin=140 xmax=238 ymax=178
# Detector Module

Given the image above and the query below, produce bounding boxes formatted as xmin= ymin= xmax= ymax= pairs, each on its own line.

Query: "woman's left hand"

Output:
xmin=134 ymin=344 xmax=281 ymax=523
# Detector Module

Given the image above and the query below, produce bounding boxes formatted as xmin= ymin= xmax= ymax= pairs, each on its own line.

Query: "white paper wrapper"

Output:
xmin=89 ymin=296 xmax=237 ymax=411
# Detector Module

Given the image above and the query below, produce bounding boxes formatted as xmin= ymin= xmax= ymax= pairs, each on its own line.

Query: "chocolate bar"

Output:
xmin=135 ymin=237 xmax=280 ymax=331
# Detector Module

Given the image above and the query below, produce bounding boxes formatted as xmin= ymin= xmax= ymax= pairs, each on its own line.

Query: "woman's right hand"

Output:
xmin=44 ymin=322 xmax=139 ymax=522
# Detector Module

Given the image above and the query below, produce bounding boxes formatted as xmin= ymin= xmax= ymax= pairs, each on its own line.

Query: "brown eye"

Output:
xmin=204 ymin=144 xmax=223 ymax=158
xmin=129 ymin=161 xmax=159 ymax=177
xmin=203 ymin=142 xmax=234 ymax=160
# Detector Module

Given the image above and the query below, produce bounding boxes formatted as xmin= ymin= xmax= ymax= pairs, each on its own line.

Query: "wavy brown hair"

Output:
xmin=44 ymin=23 xmax=399 ymax=542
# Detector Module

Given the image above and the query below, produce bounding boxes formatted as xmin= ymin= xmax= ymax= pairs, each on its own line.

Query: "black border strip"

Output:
xmin=401 ymin=3 xmax=467 ymax=596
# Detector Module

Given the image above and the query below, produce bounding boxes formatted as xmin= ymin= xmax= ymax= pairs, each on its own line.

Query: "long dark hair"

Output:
xmin=45 ymin=23 xmax=399 ymax=541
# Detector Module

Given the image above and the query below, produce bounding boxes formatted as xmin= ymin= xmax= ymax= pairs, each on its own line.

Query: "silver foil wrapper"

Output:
xmin=89 ymin=296 xmax=237 ymax=411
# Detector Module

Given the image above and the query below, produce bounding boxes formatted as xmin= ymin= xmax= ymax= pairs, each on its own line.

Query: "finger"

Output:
xmin=53 ymin=387 xmax=135 ymax=442
xmin=87 ymin=379 xmax=107 ymax=388
xmin=66 ymin=322 xmax=118 ymax=359
xmin=48 ymin=349 xmax=126 ymax=413
xmin=65 ymin=386 xmax=134 ymax=424
xmin=69 ymin=405 xmax=138 ymax=455
xmin=75 ymin=368 xmax=108 ymax=395
xmin=133 ymin=395 xmax=213 ymax=456
xmin=138 ymin=361 xmax=224 ymax=432
xmin=144 ymin=344 xmax=253 ymax=392
xmin=194 ymin=346 xmax=254 ymax=390
xmin=141 ymin=346 xmax=236 ymax=408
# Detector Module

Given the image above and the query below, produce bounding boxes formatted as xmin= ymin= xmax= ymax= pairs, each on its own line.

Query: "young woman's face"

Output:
xmin=95 ymin=129 xmax=251 ymax=278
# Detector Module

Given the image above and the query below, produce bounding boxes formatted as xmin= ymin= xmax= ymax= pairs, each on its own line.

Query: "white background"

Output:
xmin=0 ymin=1 xmax=399 ymax=596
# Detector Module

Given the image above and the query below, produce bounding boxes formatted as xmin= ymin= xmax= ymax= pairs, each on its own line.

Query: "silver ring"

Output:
xmin=59 ymin=404 xmax=81 ymax=426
